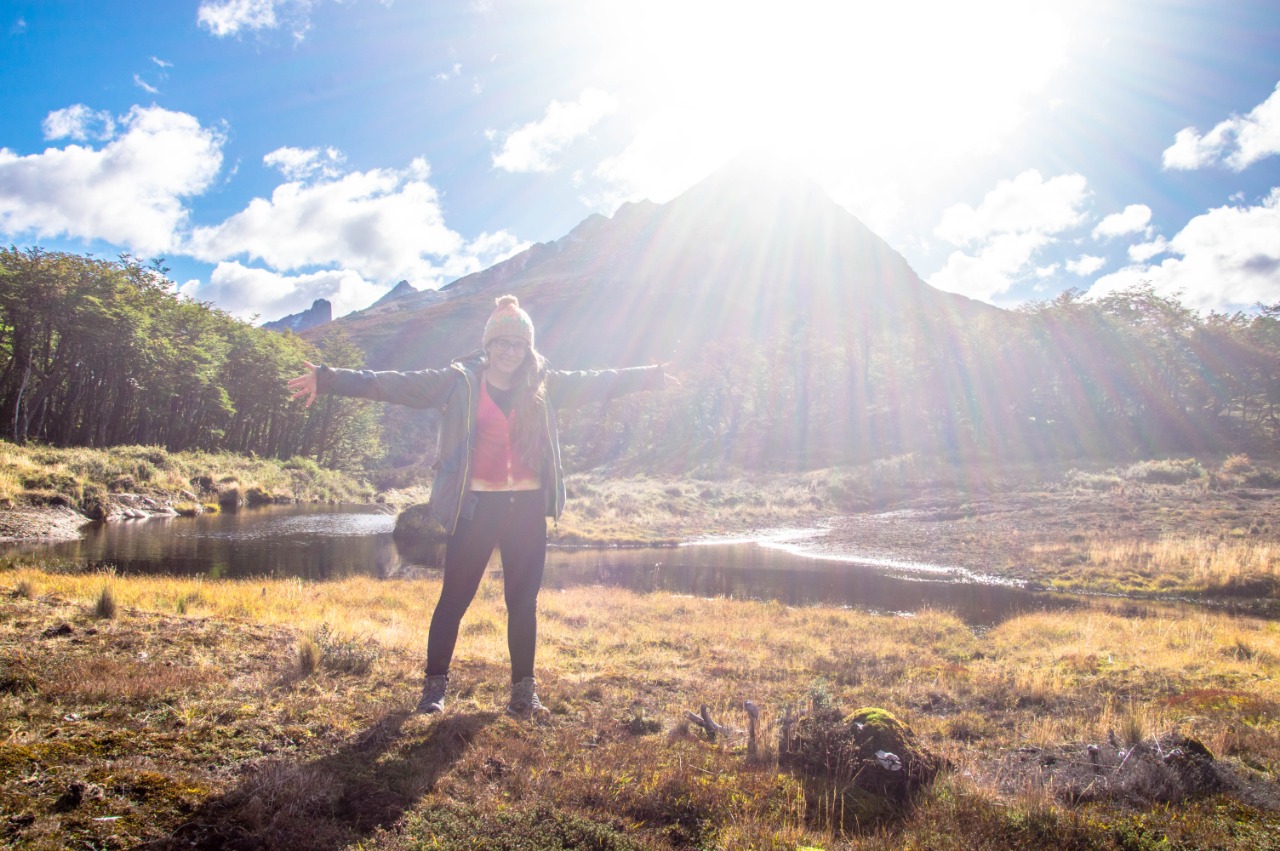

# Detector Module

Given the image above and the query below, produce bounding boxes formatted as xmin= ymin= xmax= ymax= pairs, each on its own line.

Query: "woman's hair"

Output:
xmin=506 ymin=345 xmax=549 ymax=471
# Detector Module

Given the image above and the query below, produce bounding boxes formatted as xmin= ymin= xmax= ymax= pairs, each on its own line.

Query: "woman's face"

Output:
xmin=486 ymin=336 xmax=529 ymax=379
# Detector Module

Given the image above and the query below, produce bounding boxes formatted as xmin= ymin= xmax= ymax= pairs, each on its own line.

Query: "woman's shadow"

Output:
xmin=139 ymin=709 xmax=499 ymax=850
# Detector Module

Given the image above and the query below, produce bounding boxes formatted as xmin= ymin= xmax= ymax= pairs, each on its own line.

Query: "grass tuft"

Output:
xmin=297 ymin=635 xmax=320 ymax=677
xmin=308 ymin=623 xmax=380 ymax=675
xmin=93 ymin=584 xmax=117 ymax=619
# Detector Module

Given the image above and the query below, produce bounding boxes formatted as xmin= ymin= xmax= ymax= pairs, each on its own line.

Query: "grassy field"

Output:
xmin=3 ymin=567 xmax=1280 ymax=849
xmin=0 ymin=441 xmax=373 ymax=518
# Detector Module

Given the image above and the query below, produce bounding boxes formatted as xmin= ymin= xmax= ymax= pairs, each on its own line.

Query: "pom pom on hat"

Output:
xmin=483 ymin=295 xmax=535 ymax=348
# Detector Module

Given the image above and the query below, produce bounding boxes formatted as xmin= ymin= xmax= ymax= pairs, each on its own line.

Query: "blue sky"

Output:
xmin=2 ymin=0 xmax=1279 ymax=323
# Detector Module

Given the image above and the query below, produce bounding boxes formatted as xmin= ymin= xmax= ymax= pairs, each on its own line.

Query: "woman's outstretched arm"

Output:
xmin=287 ymin=362 xmax=463 ymax=409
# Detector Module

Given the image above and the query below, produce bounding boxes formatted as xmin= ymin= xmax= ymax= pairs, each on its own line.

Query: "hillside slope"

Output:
xmin=311 ymin=159 xmax=996 ymax=371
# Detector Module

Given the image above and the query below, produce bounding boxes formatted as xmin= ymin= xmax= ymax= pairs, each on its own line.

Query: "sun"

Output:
xmin=581 ymin=0 xmax=1075 ymax=213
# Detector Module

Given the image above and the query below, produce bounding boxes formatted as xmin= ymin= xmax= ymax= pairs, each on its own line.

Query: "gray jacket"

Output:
xmin=318 ymin=352 xmax=664 ymax=535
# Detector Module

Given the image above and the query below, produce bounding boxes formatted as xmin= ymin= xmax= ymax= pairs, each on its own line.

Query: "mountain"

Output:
xmin=263 ymin=298 xmax=332 ymax=334
xmin=373 ymin=279 xmax=418 ymax=307
xmin=311 ymin=159 xmax=997 ymax=371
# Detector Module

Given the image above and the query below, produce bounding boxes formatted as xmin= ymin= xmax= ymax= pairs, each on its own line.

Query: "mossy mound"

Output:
xmin=780 ymin=706 xmax=945 ymax=828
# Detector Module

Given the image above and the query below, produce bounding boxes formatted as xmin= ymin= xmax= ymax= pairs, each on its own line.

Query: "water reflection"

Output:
xmin=4 ymin=505 xmax=1084 ymax=626
xmin=545 ymin=544 xmax=1078 ymax=627
xmin=6 ymin=504 xmax=402 ymax=581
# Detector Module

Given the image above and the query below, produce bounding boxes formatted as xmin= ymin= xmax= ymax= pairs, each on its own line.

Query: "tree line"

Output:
xmin=557 ymin=285 xmax=1280 ymax=472
xmin=5 ymin=247 xmax=1277 ymax=477
xmin=0 ymin=247 xmax=380 ymax=469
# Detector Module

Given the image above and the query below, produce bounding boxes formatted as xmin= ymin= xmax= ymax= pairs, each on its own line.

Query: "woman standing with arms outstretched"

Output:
xmin=288 ymin=295 xmax=672 ymax=718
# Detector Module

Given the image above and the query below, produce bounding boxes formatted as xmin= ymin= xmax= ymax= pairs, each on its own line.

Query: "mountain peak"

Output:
xmin=373 ymin=280 xmax=418 ymax=307
xmin=262 ymin=298 xmax=331 ymax=333
xmin=315 ymin=162 xmax=992 ymax=370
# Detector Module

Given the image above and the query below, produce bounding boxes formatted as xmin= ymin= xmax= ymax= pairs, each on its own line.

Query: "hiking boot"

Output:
xmin=416 ymin=674 xmax=448 ymax=714
xmin=506 ymin=676 xmax=550 ymax=720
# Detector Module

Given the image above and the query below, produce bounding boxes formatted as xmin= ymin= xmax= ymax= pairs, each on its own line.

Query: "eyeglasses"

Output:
xmin=488 ymin=338 xmax=528 ymax=354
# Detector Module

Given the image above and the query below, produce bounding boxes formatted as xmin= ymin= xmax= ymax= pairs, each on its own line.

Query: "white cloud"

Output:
xmin=197 ymin=0 xmax=311 ymax=39
xmin=134 ymin=73 xmax=160 ymax=95
xmin=1128 ymin=237 xmax=1169 ymax=262
xmin=1088 ymin=189 xmax=1280 ymax=312
xmin=1163 ymin=81 xmax=1280 ymax=171
xmin=929 ymin=231 xmax=1051 ymax=303
xmin=152 ymin=56 xmax=173 ymax=68
xmin=935 ymin=170 xmax=1089 ymax=245
xmin=1092 ymin=204 xmax=1151 ymax=240
xmin=11 ymin=17 xmax=27 ymax=35
xmin=186 ymin=157 xmax=528 ymax=287
xmin=927 ymin=170 xmax=1090 ymax=301
xmin=179 ymin=261 xmax=382 ymax=322
xmin=491 ymin=88 xmax=618 ymax=173
xmin=179 ymin=234 xmax=529 ymax=322
xmin=198 ymin=0 xmax=278 ymax=36
xmin=263 ymin=146 xmax=345 ymax=181
xmin=435 ymin=63 xmax=462 ymax=81
xmin=1162 ymin=127 xmax=1226 ymax=171
xmin=0 ymin=105 xmax=224 ymax=255
xmin=1066 ymin=255 xmax=1106 ymax=276
xmin=42 ymin=105 xmax=115 ymax=141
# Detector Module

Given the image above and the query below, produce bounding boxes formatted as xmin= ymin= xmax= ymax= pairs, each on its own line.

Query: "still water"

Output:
xmin=3 ymin=503 xmax=1091 ymax=627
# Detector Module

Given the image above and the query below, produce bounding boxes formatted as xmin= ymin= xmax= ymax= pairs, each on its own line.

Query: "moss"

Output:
xmin=0 ymin=741 xmax=78 ymax=774
xmin=782 ymin=705 xmax=946 ymax=831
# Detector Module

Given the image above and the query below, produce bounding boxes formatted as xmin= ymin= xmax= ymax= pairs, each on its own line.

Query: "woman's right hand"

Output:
xmin=287 ymin=361 xmax=320 ymax=408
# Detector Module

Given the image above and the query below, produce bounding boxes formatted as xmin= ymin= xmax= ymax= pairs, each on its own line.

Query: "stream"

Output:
xmin=0 ymin=503 xmax=1160 ymax=628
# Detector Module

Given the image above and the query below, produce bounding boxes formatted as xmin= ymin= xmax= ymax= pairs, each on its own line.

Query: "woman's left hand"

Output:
xmin=287 ymin=361 xmax=320 ymax=407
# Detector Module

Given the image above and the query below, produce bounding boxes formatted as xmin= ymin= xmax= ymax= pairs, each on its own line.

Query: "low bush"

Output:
xmin=308 ymin=623 xmax=380 ymax=676
xmin=1124 ymin=458 xmax=1205 ymax=485
xmin=1063 ymin=469 xmax=1124 ymax=491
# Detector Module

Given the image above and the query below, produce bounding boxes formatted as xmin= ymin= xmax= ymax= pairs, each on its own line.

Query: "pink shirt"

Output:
xmin=469 ymin=380 xmax=542 ymax=491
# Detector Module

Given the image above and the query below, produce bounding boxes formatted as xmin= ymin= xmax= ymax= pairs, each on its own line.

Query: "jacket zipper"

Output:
xmin=450 ymin=365 xmax=475 ymax=534
xmin=543 ymin=399 xmax=561 ymax=521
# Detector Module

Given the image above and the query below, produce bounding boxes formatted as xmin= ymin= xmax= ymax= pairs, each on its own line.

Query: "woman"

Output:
xmin=287 ymin=295 xmax=672 ymax=718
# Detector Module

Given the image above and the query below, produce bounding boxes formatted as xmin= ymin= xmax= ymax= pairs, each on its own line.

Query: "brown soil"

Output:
xmin=797 ymin=484 xmax=1280 ymax=586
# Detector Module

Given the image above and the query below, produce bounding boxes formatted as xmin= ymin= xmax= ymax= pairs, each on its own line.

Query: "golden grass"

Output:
xmin=1037 ymin=535 xmax=1279 ymax=595
xmin=4 ymin=566 xmax=1280 ymax=848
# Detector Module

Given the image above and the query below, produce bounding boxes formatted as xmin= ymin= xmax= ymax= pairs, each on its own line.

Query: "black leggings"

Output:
xmin=425 ymin=491 xmax=547 ymax=683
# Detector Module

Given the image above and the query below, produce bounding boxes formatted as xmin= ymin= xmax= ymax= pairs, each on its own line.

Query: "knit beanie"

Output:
xmin=483 ymin=295 xmax=535 ymax=348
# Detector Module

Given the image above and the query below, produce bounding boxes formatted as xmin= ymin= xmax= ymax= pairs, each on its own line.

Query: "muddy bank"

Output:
xmin=0 ymin=506 xmax=92 ymax=542
xmin=0 ymin=494 xmax=186 ymax=543
xmin=793 ymin=484 xmax=1280 ymax=590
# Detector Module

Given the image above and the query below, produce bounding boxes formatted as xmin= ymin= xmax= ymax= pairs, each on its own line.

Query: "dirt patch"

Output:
xmin=0 ymin=506 xmax=91 ymax=543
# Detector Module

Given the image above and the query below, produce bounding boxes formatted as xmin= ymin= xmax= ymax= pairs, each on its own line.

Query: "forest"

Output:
xmin=0 ymin=247 xmax=380 ymax=470
xmin=2 ymin=246 xmax=1278 ymax=475
xmin=561 ymin=285 xmax=1280 ymax=472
